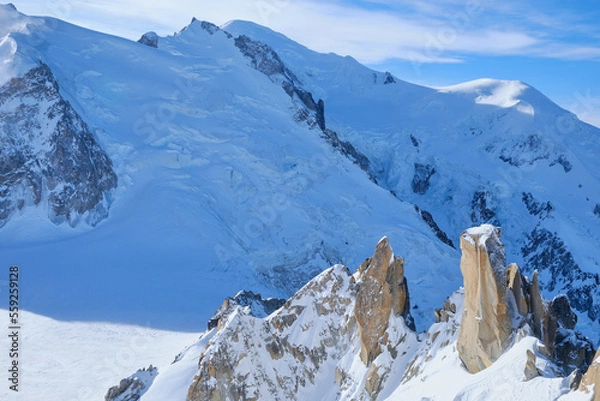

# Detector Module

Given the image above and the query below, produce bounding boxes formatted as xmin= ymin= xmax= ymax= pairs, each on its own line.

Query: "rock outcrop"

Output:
xmin=355 ymin=237 xmax=414 ymax=365
xmin=457 ymin=224 xmax=595 ymax=375
xmin=137 ymin=32 xmax=159 ymax=48
xmin=457 ymin=225 xmax=512 ymax=373
xmin=523 ymin=349 xmax=540 ymax=381
xmin=506 ymin=263 xmax=529 ymax=317
xmin=186 ymin=238 xmax=417 ymax=401
xmin=105 ymin=366 xmax=157 ymax=401
xmin=108 ymin=226 xmax=597 ymax=400
xmin=411 ymin=163 xmax=436 ymax=195
xmin=232 ymin=34 xmax=375 ymax=182
xmin=0 ymin=64 xmax=117 ymax=227
xmin=522 ymin=226 xmax=600 ymax=325
xmin=580 ymin=349 xmax=600 ymax=400
xmin=206 ymin=290 xmax=286 ymax=330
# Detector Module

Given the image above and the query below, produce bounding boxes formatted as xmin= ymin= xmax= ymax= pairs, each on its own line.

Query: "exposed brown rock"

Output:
xmin=456 ymin=227 xmax=594 ymax=377
xmin=457 ymin=225 xmax=512 ymax=373
xmin=580 ymin=349 xmax=600 ymax=400
xmin=355 ymin=237 xmax=411 ymax=365
xmin=524 ymin=350 xmax=540 ymax=381
xmin=365 ymin=363 xmax=385 ymax=398
xmin=507 ymin=263 xmax=529 ymax=317
xmin=434 ymin=297 xmax=456 ymax=323
xmin=529 ymin=270 xmax=546 ymax=340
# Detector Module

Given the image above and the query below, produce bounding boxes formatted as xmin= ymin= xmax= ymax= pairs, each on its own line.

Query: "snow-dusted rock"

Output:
xmin=137 ymin=32 xmax=159 ymax=48
xmin=206 ymin=289 xmax=286 ymax=330
xmin=0 ymin=63 xmax=117 ymax=227
xmin=457 ymin=225 xmax=512 ymax=373
xmin=186 ymin=240 xmax=418 ymax=401
xmin=105 ymin=366 xmax=157 ymax=401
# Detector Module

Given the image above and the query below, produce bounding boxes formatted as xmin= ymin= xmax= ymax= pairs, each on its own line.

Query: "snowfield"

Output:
xmin=0 ymin=309 xmax=199 ymax=400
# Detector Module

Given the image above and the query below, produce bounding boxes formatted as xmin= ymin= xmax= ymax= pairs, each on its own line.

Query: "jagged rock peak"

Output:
xmin=187 ymin=239 xmax=417 ymax=401
xmin=457 ymin=225 xmax=595 ymax=375
xmin=354 ymin=236 xmax=414 ymax=364
xmin=137 ymin=31 xmax=158 ymax=48
xmin=205 ymin=289 xmax=286 ymax=330
xmin=457 ymin=224 xmax=512 ymax=373
xmin=190 ymin=18 xmax=232 ymax=38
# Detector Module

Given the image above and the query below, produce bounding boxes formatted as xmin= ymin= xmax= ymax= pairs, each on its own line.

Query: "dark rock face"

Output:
xmin=234 ymin=34 xmax=376 ymax=182
xmin=207 ymin=290 xmax=286 ymax=330
xmin=550 ymin=154 xmax=573 ymax=173
xmin=553 ymin=329 xmax=595 ymax=375
xmin=234 ymin=35 xmax=299 ymax=82
xmin=410 ymin=134 xmax=420 ymax=149
xmin=411 ymin=163 xmax=436 ymax=195
xmin=522 ymin=192 xmax=553 ymax=219
xmin=198 ymin=19 xmax=232 ymax=38
xmin=499 ymin=134 xmax=549 ymax=167
xmin=499 ymin=134 xmax=572 ymax=172
xmin=470 ymin=190 xmax=497 ymax=225
xmin=137 ymin=32 xmax=159 ymax=48
xmin=0 ymin=64 xmax=117 ymax=227
xmin=522 ymin=227 xmax=600 ymax=323
xmin=551 ymin=294 xmax=578 ymax=330
xmin=413 ymin=205 xmax=455 ymax=248
xmin=383 ymin=72 xmax=396 ymax=84
xmin=539 ymin=293 xmax=594 ymax=375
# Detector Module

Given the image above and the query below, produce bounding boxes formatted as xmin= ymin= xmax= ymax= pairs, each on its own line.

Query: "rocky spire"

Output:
xmin=457 ymin=225 xmax=512 ymax=373
xmin=354 ymin=236 xmax=414 ymax=365
xmin=457 ymin=224 xmax=595 ymax=375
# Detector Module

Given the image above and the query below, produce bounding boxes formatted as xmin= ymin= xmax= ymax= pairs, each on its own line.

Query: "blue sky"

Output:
xmin=9 ymin=0 xmax=600 ymax=127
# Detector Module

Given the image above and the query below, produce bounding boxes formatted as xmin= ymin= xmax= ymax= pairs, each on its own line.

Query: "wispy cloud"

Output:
xmin=9 ymin=0 xmax=600 ymax=65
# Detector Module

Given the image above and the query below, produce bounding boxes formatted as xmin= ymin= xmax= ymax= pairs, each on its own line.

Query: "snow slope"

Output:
xmin=0 ymin=6 xmax=459 ymax=331
xmin=0 ymin=309 xmax=199 ymax=401
xmin=223 ymin=19 xmax=600 ymax=339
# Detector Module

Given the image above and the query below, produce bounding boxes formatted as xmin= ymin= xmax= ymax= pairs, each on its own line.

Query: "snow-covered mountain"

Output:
xmin=1 ymin=4 xmax=600 ymax=399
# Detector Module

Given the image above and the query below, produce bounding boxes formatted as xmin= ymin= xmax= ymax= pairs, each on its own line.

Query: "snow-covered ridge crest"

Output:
xmin=185 ymin=238 xmax=418 ymax=401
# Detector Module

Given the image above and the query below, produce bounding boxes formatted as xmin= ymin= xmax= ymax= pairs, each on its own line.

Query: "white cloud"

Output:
xmin=8 ymin=0 xmax=600 ymax=65
xmin=560 ymin=89 xmax=600 ymax=129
